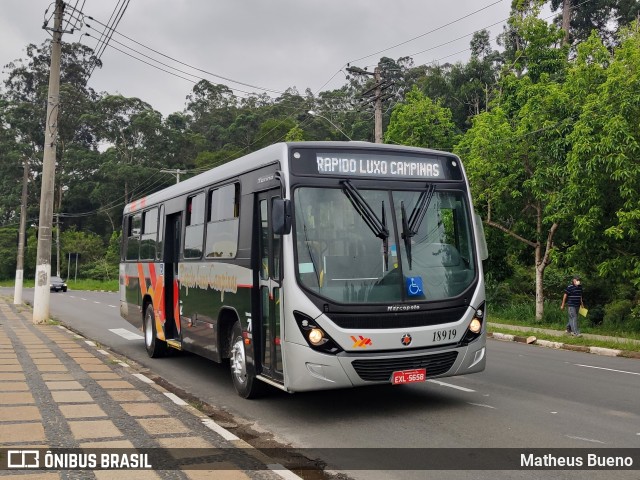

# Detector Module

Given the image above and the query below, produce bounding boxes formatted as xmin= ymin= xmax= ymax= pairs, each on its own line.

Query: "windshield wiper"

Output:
xmin=341 ymin=180 xmax=390 ymax=271
xmin=341 ymin=181 xmax=389 ymax=240
xmin=401 ymin=184 xmax=436 ymax=269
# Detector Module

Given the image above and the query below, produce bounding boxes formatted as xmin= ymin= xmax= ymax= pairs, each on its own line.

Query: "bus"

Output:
xmin=120 ymin=141 xmax=488 ymax=398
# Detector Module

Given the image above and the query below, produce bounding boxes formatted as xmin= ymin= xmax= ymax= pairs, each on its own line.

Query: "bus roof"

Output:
xmin=123 ymin=141 xmax=461 ymax=214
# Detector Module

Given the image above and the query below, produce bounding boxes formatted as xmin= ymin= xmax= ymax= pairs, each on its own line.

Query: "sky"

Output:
xmin=0 ymin=0 xmax=521 ymax=117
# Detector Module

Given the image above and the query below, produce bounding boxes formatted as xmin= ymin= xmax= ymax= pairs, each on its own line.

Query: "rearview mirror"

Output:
xmin=273 ymin=198 xmax=292 ymax=235
xmin=474 ymin=212 xmax=488 ymax=261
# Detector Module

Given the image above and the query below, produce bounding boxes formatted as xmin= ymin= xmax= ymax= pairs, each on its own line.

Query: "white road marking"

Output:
xmin=108 ymin=305 xmax=117 ymax=308
xmin=93 ymin=301 xmax=101 ymax=304
xmin=201 ymin=418 xmax=239 ymax=441
xmin=118 ymin=362 xmax=129 ymax=368
xmin=97 ymin=349 xmax=110 ymax=356
xmin=565 ymin=435 xmax=605 ymax=444
xmin=164 ymin=392 xmax=188 ymax=406
xmin=85 ymin=340 xmax=96 ymax=347
xmin=427 ymin=379 xmax=475 ymax=392
xmin=109 ymin=328 xmax=144 ymax=340
xmin=574 ymin=364 xmax=640 ymax=376
xmin=468 ymin=403 xmax=496 ymax=409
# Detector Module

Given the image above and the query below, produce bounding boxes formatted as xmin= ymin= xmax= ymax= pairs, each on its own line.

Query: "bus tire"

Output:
xmin=229 ymin=320 xmax=263 ymax=398
xmin=144 ymin=303 xmax=167 ymax=358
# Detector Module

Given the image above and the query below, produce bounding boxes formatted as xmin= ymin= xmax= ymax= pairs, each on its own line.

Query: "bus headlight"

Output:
xmin=308 ymin=328 xmax=324 ymax=345
xmin=293 ymin=311 xmax=343 ymax=354
xmin=461 ymin=303 xmax=485 ymax=345
xmin=469 ymin=318 xmax=482 ymax=334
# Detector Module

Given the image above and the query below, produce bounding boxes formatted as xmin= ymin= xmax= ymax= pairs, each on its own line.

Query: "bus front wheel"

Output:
xmin=144 ymin=303 xmax=167 ymax=358
xmin=230 ymin=320 xmax=263 ymax=398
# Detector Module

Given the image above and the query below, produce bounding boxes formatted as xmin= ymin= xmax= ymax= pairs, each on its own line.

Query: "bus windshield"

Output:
xmin=294 ymin=186 xmax=476 ymax=304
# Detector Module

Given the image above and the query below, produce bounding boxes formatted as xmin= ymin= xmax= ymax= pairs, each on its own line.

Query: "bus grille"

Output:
xmin=351 ymin=351 xmax=458 ymax=382
xmin=326 ymin=307 xmax=468 ymax=329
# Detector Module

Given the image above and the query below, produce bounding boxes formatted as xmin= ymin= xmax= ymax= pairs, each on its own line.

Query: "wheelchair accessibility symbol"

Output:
xmin=406 ymin=276 xmax=424 ymax=297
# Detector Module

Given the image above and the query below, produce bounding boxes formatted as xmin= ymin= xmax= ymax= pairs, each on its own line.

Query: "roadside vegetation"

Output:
xmin=2 ymin=1 xmax=640 ymax=338
xmin=488 ymin=325 xmax=640 ymax=353
xmin=0 ymin=278 xmax=118 ymax=292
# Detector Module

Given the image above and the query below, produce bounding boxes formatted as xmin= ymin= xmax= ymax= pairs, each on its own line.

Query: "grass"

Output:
xmin=488 ymin=324 xmax=640 ymax=353
xmin=0 ymin=278 xmax=118 ymax=292
xmin=490 ymin=302 xmax=640 ymax=341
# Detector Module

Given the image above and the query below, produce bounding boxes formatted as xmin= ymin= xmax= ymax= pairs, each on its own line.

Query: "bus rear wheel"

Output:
xmin=229 ymin=320 xmax=263 ymax=398
xmin=144 ymin=303 xmax=167 ymax=358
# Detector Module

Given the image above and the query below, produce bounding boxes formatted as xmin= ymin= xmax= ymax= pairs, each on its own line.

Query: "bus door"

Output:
xmin=256 ymin=191 xmax=284 ymax=383
xmin=163 ymin=212 xmax=181 ymax=340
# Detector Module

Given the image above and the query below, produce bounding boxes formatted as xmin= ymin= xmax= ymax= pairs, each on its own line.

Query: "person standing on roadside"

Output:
xmin=560 ymin=275 xmax=584 ymax=337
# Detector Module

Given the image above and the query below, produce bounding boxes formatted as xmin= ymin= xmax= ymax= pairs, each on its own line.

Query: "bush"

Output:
xmin=541 ymin=302 xmax=566 ymax=324
xmin=486 ymin=263 xmax=536 ymax=308
xmin=543 ymin=267 xmax=572 ymax=302
xmin=603 ymin=299 xmax=634 ymax=327
xmin=585 ymin=304 xmax=605 ymax=326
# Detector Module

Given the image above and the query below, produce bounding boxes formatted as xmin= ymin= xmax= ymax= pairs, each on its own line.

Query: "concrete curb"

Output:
xmin=488 ymin=332 xmax=637 ymax=359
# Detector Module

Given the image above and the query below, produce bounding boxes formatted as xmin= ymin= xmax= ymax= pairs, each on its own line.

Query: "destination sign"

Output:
xmin=316 ymin=154 xmax=442 ymax=178
xmin=290 ymin=149 xmax=462 ymax=181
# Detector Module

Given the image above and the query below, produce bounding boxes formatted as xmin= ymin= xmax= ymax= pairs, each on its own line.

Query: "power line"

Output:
xmin=347 ymin=0 xmax=506 ymax=64
xmin=82 ymin=30 xmax=279 ymax=99
xmin=88 ymin=0 xmax=131 ymax=78
xmin=66 ymin=3 xmax=285 ymax=96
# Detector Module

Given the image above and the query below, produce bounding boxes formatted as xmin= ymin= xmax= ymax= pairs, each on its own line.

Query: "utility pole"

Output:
xmin=33 ymin=0 xmax=64 ymax=324
xmin=373 ymin=67 xmax=383 ymax=144
xmin=14 ymin=158 xmax=29 ymax=305
xmin=346 ymin=64 xmax=392 ymax=143
xmin=55 ymin=213 xmax=61 ymax=277
xmin=160 ymin=168 xmax=187 ymax=184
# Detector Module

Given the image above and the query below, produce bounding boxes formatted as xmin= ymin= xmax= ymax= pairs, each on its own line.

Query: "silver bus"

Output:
xmin=120 ymin=142 xmax=488 ymax=398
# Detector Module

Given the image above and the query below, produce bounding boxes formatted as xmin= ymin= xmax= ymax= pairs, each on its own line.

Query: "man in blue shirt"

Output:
xmin=560 ymin=275 xmax=584 ymax=337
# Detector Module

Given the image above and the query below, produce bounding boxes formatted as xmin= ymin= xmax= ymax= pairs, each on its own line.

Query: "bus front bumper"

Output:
xmin=282 ymin=337 xmax=486 ymax=393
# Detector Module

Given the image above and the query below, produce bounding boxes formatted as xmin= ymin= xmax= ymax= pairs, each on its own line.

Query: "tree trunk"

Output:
xmin=485 ymin=201 xmax=559 ymax=322
xmin=534 ymin=210 xmax=560 ymax=321
xmin=535 ymin=202 xmax=544 ymax=321
xmin=562 ymin=0 xmax=571 ymax=46
xmin=535 ymin=249 xmax=545 ymax=322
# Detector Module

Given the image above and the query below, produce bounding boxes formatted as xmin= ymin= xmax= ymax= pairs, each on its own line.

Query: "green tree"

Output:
xmin=1 ymin=41 xmax=100 ymax=226
xmin=457 ymin=11 xmax=570 ymax=321
xmin=384 ymin=87 xmax=458 ymax=149
xmin=566 ymin=26 xmax=640 ymax=285
xmin=0 ymin=227 xmax=18 ymax=279
xmin=550 ymin=0 xmax=640 ymax=46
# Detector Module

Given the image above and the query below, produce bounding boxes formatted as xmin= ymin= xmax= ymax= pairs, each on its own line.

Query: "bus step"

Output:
xmin=166 ymin=339 xmax=182 ymax=350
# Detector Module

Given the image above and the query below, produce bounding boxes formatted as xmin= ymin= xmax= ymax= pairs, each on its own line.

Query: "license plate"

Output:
xmin=391 ymin=368 xmax=426 ymax=385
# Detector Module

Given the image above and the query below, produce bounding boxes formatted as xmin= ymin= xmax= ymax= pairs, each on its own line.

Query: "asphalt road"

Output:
xmin=4 ymin=287 xmax=640 ymax=480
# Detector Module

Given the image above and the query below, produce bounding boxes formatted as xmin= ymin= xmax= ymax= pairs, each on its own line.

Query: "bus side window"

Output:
xmin=126 ymin=213 xmax=141 ymax=261
xmin=184 ymin=193 xmax=205 ymax=259
xmin=205 ymin=183 xmax=240 ymax=259
xmin=156 ymin=205 xmax=164 ymax=261
xmin=140 ymin=208 xmax=158 ymax=261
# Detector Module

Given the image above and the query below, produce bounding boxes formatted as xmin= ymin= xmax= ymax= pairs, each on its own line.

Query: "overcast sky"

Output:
xmin=1 ymin=0 xmax=518 ymax=117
